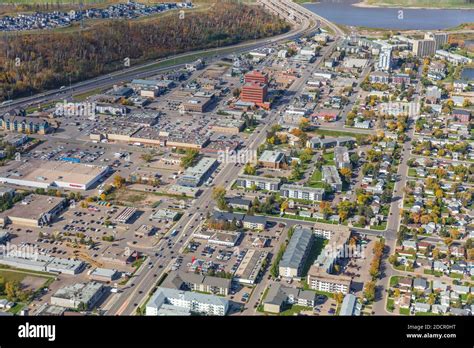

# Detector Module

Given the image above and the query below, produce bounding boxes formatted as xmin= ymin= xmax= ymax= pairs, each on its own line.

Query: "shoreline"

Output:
xmin=352 ymin=1 xmax=474 ymax=10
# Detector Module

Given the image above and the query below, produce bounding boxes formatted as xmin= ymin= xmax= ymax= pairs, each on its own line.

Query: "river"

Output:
xmin=304 ymin=0 xmax=474 ymax=30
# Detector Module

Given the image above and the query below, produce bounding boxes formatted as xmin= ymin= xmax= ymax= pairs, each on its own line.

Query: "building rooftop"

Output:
xmin=280 ymin=226 xmax=313 ymax=270
xmin=0 ymin=160 xmax=108 ymax=187
xmin=0 ymin=194 xmax=65 ymax=221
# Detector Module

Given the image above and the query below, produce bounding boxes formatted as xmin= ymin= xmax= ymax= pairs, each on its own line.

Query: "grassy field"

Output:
xmin=363 ymin=0 xmax=474 ymax=8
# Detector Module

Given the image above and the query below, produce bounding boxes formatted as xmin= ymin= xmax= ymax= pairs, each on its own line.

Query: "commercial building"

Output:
xmin=0 ymin=194 xmax=66 ymax=227
xmin=307 ymin=268 xmax=351 ymax=294
xmin=235 ymin=175 xmax=281 ymax=191
xmin=241 ymin=82 xmax=268 ymax=104
xmin=211 ymin=211 xmax=267 ymax=231
xmin=0 ymin=160 xmax=110 ymax=191
xmin=322 ymin=165 xmax=343 ymax=192
xmin=0 ymin=253 xmax=84 ymax=275
xmin=279 ymin=227 xmax=313 ymax=278
xmin=114 ymin=207 xmax=137 ymax=224
xmin=150 ymin=209 xmax=181 ymax=221
xmin=234 ymin=249 xmax=268 ymax=285
xmin=146 ymin=287 xmax=229 ymax=316
xmin=193 ymin=228 xmax=242 ymax=247
xmin=412 ymin=39 xmax=436 ymax=57
xmin=177 ymin=157 xmax=218 ymax=187
xmin=51 ymin=282 xmax=106 ymax=310
xmin=280 ymin=184 xmax=324 ymax=202
xmin=162 ymin=271 xmax=231 ymax=296
xmin=259 ymin=150 xmax=286 ymax=169
xmin=263 ymin=283 xmax=316 ymax=314
xmin=88 ymin=268 xmax=119 ymax=282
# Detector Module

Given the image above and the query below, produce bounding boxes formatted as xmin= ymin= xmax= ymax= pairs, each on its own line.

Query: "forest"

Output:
xmin=0 ymin=2 xmax=290 ymax=101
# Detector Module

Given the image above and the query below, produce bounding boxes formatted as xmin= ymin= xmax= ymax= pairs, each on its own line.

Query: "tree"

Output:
xmin=280 ymin=200 xmax=289 ymax=213
xmin=244 ymin=163 xmax=257 ymax=175
xmin=113 ymin=175 xmax=125 ymax=189
xmin=141 ymin=152 xmax=154 ymax=163
xmin=339 ymin=167 xmax=352 ymax=183
xmin=334 ymin=292 xmax=344 ymax=305
xmin=181 ymin=149 xmax=199 ymax=169
xmin=364 ymin=281 xmax=376 ymax=302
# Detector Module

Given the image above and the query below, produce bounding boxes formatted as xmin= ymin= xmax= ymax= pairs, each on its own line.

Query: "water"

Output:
xmin=304 ymin=0 xmax=474 ymax=30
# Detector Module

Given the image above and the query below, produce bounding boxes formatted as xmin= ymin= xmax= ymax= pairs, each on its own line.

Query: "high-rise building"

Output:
xmin=413 ymin=39 xmax=436 ymax=57
xmin=241 ymin=82 xmax=268 ymax=104
xmin=425 ymin=32 xmax=448 ymax=49
xmin=377 ymin=46 xmax=392 ymax=72
xmin=244 ymin=70 xmax=268 ymax=84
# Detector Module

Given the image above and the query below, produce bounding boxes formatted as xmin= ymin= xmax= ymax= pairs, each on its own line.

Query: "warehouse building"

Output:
xmin=51 ymin=282 xmax=106 ymax=310
xmin=0 ymin=160 xmax=110 ymax=191
xmin=0 ymin=194 xmax=67 ymax=227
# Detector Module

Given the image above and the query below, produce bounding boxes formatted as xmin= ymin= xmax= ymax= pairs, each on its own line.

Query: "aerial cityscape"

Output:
xmin=0 ymin=0 xmax=472 ymax=337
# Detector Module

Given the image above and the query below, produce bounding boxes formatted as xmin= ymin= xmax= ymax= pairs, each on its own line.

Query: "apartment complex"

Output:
xmin=146 ymin=287 xmax=229 ymax=316
xmin=162 ymin=271 xmax=231 ymax=296
xmin=235 ymin=174 xmax=281 ymax=191
xmin=279 ymin=227 xmax=314 ymax=278
xmin=280 ymin=184 xmax=324 ymax=202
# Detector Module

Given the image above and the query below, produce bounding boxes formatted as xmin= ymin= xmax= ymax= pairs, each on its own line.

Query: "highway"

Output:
xmin=103 ymin=0 xmax=337 ymax=316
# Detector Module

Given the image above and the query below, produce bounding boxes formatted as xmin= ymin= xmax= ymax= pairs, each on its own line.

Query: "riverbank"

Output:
xmin=353 ymin=0 xmax=474 ymax=10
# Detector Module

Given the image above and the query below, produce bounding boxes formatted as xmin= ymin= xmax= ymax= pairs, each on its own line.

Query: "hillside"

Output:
xmin=0 ymin=1 xmax=290 ymax=101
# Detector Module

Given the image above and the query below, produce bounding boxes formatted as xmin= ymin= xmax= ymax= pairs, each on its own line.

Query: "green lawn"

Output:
xmin=399 ymin=307 xmax=410 ymax=315
xmin=386 ymin=298 xmax=395 ymax=312
xmin=280 ymin=305 xmax=313 ymax=316
xmin=312 ymin=129 xmax=369 ymax=143
xmin=389 ymin=276 xmax=400 ymax=287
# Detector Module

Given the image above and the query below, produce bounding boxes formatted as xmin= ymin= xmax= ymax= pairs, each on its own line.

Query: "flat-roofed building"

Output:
xmin=241 ymin=82 xmax=268 ymax=104
xmin=177 ymin=157 xmax=218 ymax=187
xmin=280 ymin=184 xmax=324 ymax=202
xmin=235 ymin=175 xmax=281 ymax=191
xmin=193 ymin=228 xmax=242 ymax=247
xmin=0 ymin=194 xmax=66 ymax=227
xmin=413 ymin=39 xmax=436 ymax=57
xmin=51 ymin=282 xmax=106 ymax=310
xmin=89 ymin=268 xmax=119 ymax=282
xmin=234 ymin=249 xmax=268 ymax=285
xmin=279 ymin=227 xmax=313 ymax=278
xmin=0 ymin=160 xmax=110 ymax=191
xmin=307 ymin=268 xmax=351 ymax=294
xmin=114 ymin=207 xmax=137 ymax=224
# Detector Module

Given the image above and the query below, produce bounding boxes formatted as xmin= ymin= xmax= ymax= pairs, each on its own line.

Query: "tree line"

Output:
xmin=0 ymin=2 xmax=290 ymax=101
